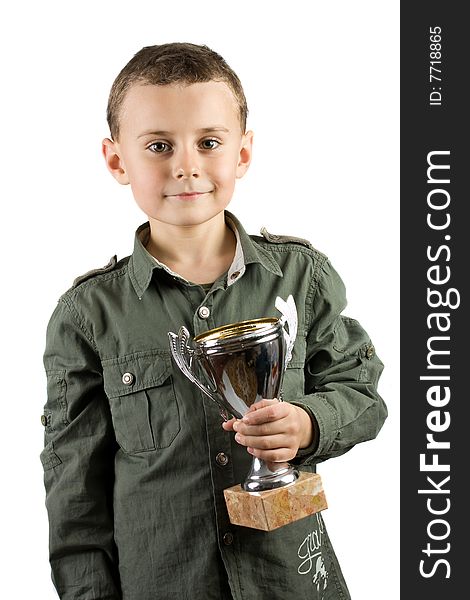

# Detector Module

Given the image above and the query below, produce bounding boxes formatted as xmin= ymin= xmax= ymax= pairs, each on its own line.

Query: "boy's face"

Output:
xmin=103 ymin=81 xmax=253 ymax=229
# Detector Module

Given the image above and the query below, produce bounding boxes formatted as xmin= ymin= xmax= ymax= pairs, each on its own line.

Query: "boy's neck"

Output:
xmin=146 ymin=212 xmax=237 ymax=285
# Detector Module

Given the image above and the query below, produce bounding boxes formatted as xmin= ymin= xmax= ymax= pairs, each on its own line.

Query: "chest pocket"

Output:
xmin=102 ymin=350 xmax=180 ymax=454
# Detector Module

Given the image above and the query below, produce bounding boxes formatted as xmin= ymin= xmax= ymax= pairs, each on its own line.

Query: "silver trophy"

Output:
xmin=168 ymin=295 xmax=299 ymax=493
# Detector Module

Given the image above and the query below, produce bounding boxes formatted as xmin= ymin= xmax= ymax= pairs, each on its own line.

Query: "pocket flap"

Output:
xmin=102 ymin=349 xmax=173 ymax=399
xmin=40 ymin=441 xmax=62 ymax=471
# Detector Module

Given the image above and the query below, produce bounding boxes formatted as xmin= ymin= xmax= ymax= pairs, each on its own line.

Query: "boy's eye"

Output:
xmin=200 ymin=139 xmax=220 ymax=150
xmin=148 ymin=141 xmax=170 ymax=153
xmin=147 ymin=139 xmax=220 ymax=153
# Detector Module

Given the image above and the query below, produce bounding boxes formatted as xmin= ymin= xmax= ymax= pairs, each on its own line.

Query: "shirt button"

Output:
xmin=198 ymin=306 xmax=210 ymax=319
xmin=216 ymin=452 xmax=229 ymax=466
xmin=41 ymin=414 xmax=48 ymax=426
xmin=365 ymin=345 xmax=375 ymax=359
xmin=230 ymin=271 xmax=240 ymax=281
xmin=223 ymin=532 xmax=234 ymax=546
xmin=122 ymin=372 xmax=135 ymax=385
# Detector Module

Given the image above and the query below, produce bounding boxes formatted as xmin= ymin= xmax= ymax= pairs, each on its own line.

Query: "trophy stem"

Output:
xmin=243 ymin=456 xmax=299 ymax=492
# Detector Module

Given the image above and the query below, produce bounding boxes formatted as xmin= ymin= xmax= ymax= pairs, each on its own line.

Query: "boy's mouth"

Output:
xmin=167 ymin=191 xmax=212 ymax=199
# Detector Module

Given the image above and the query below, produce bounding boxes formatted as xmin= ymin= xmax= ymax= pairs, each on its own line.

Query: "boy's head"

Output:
xmin=107 ymin=43 xmax=248 ymax=142
xmin=103 ymin=43 xmax=253 ymax=229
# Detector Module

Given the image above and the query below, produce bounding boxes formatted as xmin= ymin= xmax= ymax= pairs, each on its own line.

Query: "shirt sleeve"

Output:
xmin=41 ymin=296 xmax=121 ymax=600
xmin=290 ymin=258 xmax=388 ymax=465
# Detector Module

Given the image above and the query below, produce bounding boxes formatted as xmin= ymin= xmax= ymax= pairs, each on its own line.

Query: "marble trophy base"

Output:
xmin=223 ymin=471 xmax=327 ymax=531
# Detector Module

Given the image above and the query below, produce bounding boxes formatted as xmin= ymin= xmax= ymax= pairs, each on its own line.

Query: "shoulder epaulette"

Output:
xmin=260 ymin=227 xmax=315 ymax=251
xmin=72 ymin=255 xmax=118 ymax=288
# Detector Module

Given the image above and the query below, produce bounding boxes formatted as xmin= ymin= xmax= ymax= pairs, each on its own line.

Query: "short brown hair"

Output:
xmin=106 ymin=42 xmax=248 ymax=141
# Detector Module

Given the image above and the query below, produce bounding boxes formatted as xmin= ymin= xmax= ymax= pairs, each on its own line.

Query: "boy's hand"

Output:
xmin=222 ymin=399 xmax=314 ymax=462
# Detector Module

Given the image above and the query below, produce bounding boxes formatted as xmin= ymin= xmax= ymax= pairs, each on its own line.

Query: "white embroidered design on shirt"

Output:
xmin=297 ymin=513 xmax=329 ymax=596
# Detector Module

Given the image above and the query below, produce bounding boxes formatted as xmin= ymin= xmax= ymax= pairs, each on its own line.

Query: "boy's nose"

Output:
xmin=174 ymin=167 xmax=200 ymax=179
xmin=172 ymin=149 xmax=200 ymax=179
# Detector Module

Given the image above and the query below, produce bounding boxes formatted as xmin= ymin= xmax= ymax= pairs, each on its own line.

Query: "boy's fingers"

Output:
xmin=234 ymin=418 xmax=288 ymax=437
xmin=245 ymin=399 xmax=278 ymax=413
xmin=235 ymin=432 xmax=287 ymax=451
xmin=242 ymin=401 xmax=288 ymax=425
xmin=247 ymin=446 xmax=296 ymax=463
xmin=221 ymin=417 xmax=238 ymax=431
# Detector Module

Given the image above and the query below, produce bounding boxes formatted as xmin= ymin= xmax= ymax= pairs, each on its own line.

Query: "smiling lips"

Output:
xmin=168 ymin=191 xmax=211 ymax=199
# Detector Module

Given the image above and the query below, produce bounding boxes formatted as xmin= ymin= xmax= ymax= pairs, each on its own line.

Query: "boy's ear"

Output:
xmin=236 ymin=130 xmax=254 ymax=179
xmin=102 ymin=138 xmax=130 ymax=185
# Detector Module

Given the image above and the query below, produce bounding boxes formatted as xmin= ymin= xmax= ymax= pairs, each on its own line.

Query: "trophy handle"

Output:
xmin=168 ymin=327 xmax=231 ymax=421
xmin=275 ymin=295 xmax=298 ymax=368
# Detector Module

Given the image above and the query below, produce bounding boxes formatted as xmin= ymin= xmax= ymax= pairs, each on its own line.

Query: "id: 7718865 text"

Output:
xmin=429 ymin=26 xmax=442 ymax=106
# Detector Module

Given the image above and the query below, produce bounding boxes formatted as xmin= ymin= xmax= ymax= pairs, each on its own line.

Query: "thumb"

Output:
xmin=222 ymin=417 xmax=237 ymax=431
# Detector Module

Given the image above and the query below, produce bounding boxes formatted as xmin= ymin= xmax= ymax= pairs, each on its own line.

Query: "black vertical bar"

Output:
xmin=401 ymin=3 xmax=467 ymax=596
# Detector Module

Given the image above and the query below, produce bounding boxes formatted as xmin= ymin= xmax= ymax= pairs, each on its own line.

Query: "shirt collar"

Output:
xmin=128 ymin=210 xmax=282 ymax=298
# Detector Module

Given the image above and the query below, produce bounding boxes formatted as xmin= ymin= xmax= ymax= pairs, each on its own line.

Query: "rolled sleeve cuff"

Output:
xmin=289 ymin=394 xmax=338 ymax=463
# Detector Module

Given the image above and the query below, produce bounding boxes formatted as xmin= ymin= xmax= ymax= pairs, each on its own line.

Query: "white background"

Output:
xmin=1 ymin=1 xmax=399 ymax=598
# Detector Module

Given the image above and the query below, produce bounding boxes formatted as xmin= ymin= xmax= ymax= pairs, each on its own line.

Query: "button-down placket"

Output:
xmin=200 ymin=393 xmax=245 ymax=597
xmin=185 ymin=273 xmax=245 ymax=593
xmin=192 ymin=290 xmax=214 ymax=337
xmin=165 ymin=248 xmax=245 ymax=595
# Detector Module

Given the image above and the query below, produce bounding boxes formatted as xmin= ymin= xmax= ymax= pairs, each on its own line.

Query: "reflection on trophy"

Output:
xmin=168 ymin=296 xmax=327 ymax=531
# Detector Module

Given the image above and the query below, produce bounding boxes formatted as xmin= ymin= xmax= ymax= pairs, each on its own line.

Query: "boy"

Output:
xmin=41 ymin=43 xmax=387 ymax=599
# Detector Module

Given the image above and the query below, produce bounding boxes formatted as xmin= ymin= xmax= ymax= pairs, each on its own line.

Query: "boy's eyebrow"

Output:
xmin=137 ymin=126 xmax=230 ymax=138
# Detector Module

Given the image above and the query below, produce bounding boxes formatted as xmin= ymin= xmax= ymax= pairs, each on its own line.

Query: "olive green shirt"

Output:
xmin=41 ymin=211 xmax=387 ymax=600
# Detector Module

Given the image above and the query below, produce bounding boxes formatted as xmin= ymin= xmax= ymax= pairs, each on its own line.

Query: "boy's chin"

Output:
xmin=147 ymin=206 xmax=230 ymax=228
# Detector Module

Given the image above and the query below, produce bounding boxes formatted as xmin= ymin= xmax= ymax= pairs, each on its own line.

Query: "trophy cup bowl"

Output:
xmin=168 ymin=315 xmax=299 ymax=492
